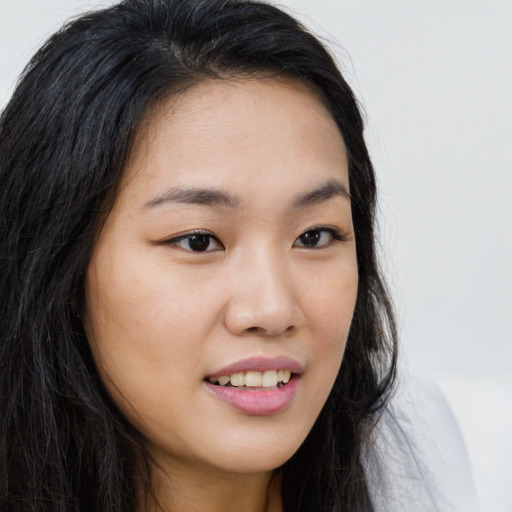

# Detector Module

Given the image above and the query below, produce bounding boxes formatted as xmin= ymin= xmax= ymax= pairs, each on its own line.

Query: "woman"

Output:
xmin=0 ymin=0 xmax=398 ymax=510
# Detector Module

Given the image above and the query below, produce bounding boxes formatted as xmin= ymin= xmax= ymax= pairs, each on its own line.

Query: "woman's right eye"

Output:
xmin=165 ymin=232 xmax=224 ymax=252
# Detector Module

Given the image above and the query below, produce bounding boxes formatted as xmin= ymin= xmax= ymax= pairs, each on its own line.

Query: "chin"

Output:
xmin=203 ymin=430 xmax=307 ymax=474
xmin=214 ymin=453 xmax=293 ymax=475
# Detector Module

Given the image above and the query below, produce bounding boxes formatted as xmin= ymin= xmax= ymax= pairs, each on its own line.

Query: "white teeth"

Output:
xmin=210 ymin=370 xmax=293 ymax=387
xmin=218 ymin=375 xmax=230 ymax=386
xmin=262 ymin=370 xmax=278 ymax=387
xmin=245 ymin=371 xmax=262 ymax=387
xmin=230 ymin=372 xmax=245 ymax=387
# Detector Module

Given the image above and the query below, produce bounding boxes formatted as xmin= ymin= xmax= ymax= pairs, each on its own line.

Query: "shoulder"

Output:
xmin=364 ymin=372 xmax=479 ymax=512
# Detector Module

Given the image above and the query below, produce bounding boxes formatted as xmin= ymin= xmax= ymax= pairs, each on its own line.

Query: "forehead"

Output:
xmin=130 ymin=77 xmax=343 ymax=160
xmin=119 ymin=77 xmax=348 ymax=210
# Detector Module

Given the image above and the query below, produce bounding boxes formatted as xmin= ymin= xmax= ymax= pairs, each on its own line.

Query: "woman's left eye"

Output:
xmin=293 ymin=228 xmax=343 ymax=249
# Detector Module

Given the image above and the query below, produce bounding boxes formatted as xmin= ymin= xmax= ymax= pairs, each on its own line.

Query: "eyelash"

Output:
xmin=164 ymin=230 xmax=224 ymax=252
xmin=294 ymin=226 xmax=345 ymax=249
xmin=161 ymin=226 xmax=345 ymax=253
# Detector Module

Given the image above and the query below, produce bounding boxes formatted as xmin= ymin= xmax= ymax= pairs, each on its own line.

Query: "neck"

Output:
xmin=140 ymin=460 xmax=282 ymax=512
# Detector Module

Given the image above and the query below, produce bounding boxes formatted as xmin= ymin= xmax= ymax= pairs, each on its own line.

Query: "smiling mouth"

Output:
xmin=206 ymin=370 xmax=293 ymax=389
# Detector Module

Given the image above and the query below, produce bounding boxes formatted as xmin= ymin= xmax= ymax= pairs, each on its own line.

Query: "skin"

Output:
xmin=84 ymin=77 xmax=358 ymax=512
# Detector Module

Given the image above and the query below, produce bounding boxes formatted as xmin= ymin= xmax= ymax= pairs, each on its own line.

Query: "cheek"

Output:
xmin=86 ymin=244 xmax=217 ymax=347
xmin=83 ymin=250 xmax=221 ymax=418
xmin=300 ymin=259 xmax=358 ymax=387
xmin=303 ymin=258 xmax=358 ymax=339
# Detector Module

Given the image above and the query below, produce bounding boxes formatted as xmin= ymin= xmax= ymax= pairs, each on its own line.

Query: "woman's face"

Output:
xmin=84 ymin=78 xmax=358 ymax=475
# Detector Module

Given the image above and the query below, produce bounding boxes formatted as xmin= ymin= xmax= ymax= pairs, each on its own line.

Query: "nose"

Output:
xmin=223 ymin=249 xmax=305 ymax=337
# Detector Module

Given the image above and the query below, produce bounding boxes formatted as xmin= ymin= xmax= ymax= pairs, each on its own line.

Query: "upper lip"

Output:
xmin=205 ymin=356 xmax=303 ymax=379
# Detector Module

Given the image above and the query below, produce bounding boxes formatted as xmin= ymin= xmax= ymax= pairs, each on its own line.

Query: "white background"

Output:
xmin=1 ymin=1 xmax=510 ymax=511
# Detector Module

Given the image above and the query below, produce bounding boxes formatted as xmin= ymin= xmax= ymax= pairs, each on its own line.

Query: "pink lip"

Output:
xmin=205 ymin=356 xmax=303 ymax=380
xmin=204 ymin=375 xmax=300 ymax=415
xmin=203 ymin=356 xmax=303 ymax=416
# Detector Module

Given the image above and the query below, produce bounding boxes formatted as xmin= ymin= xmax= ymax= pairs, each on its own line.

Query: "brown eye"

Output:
xmin=187 ymin=234 xmax=213 ymax=252
xmin=298 ymin=230 xmax=321 ymax=247
xmin=166 ymin=231 xmax=223 ymax=252
xmin=294 ymin=228 xmax=343 ymax=249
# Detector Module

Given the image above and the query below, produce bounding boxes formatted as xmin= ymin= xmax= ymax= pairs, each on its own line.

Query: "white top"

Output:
xmin=365 ymin=373 xmax=479 ymax=512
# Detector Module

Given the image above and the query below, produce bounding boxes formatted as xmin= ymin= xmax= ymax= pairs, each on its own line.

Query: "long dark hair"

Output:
xmin=0 ymin=1 xmax=397 ymax=510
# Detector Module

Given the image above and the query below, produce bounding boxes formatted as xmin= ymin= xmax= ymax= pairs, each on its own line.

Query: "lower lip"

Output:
xmin=204 ymin=376 xmax=300 ymax=415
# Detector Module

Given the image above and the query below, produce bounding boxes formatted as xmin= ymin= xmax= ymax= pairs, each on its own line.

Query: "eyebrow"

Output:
xmin=291 ymin=179 xmax=351 ymax=208
xmin=143 ymin=187 xmax=240 ymax=210
xmin=142 ymin=179 xmax=350 ymax=211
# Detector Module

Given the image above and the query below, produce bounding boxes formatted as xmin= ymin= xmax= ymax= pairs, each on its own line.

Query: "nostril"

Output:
xmin=245 ymin=325 xmax=295 ymax=337
xmin=246 ymin=326 xmax=265 ymax=335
